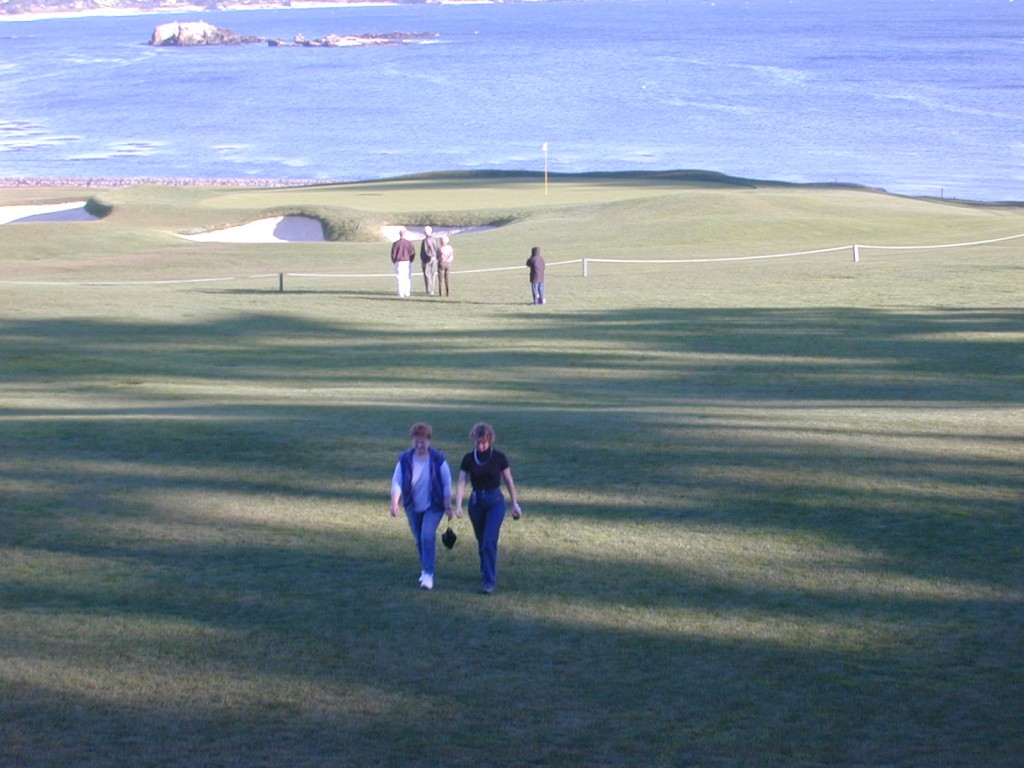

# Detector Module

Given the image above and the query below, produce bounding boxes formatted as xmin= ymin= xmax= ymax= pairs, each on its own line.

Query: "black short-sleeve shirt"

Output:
xmin=459 ymin=448 xmax=509 ymax=491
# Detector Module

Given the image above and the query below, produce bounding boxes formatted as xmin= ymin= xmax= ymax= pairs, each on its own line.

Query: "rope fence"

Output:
xmin=581 ymin=245 xmax=852 ymax=276
xmin=1 ymin=233 xmax=1020 ymax=289
xmin=854 ymin=231 xmax=1024 ymax=251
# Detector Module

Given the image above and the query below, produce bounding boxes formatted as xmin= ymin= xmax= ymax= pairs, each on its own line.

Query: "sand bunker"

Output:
xmin=0 ymin=201 xmax=98 ymax=224
xmin=0 ymin=205 xmax=496 ymax=243
xmin=381 ymin=224 xmax=497 ymax=242
xmin=180 ymin=218 xmax=497 ymax=243
xmin=179 ymin=215 xmax=326 ymax=243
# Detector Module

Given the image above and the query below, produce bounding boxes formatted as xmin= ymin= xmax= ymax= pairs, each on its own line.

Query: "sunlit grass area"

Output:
xmin=1 ymin=174 xmax=1022 ymax=766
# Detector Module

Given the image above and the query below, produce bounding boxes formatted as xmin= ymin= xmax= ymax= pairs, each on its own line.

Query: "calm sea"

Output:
xmin=0 ymin=0 xmax=1021 ymax=201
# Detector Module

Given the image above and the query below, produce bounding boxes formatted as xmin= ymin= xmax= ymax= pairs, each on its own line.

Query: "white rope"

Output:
xmin=90 ymin=274 xmax=281 ymax=286
xmin=287 ymin=259 xmax=578 ymax=279
xmin=0 ymin=235 xmax=1019 ymax=286
xmin=451 ymin=264 xmax=527 ymax=274
xmin=857 ymin=231 xmax=1024 ymax=251
xmin=0 ymin=274 xmax=279 ymax=286
xmin=287 ymin=272 xmax=395 ymax=279
xmin=585 ymin=246 xmax=850 ymax=265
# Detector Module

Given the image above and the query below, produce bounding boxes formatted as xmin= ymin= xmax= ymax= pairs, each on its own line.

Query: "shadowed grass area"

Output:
xmin=1 ymin=173 xmax=1022 ymax=767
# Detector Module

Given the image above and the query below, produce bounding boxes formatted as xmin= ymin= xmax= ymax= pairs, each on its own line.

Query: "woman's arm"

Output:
xmin=502 ymin=467 xmax=522 ymax=519
xmin=454 ymin=470 xmax=468 ymax=518
xmin=390 ymin=462 xmax=403 ymax=517
xmin=441 ymin=461 xmax=453 ymax=518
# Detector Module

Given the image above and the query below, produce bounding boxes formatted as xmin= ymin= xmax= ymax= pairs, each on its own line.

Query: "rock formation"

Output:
xmin=268 ymin=31 xmax=437 ymax=47
xmin=150 ymin=20 xmax=263 ymax=46
xmin=149 ymin=21 xmax=437 ymax=47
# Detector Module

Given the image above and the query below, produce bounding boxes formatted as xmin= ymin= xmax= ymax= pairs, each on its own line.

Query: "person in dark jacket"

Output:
xmin=390 ymin=422 xmax=453 ymax=590
xmin=390 ymin=227 xmax=416 ymax=298
xmin=420 ymin=225 xmax=440 ymax=296
xmin=526 ymin=246 xmax=546 ymax=304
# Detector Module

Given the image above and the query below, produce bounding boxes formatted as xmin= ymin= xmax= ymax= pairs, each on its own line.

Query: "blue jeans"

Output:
xmin=531 ymin=282 xmax=545 ymax=304
xmin=405 ymin=508 xmax=445 ymax=576
xmin=468 ymin=488 xmax=506 ymax=591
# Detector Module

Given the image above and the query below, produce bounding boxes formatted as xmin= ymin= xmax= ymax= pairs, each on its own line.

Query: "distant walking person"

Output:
xmin=438 ymin=234 xmax=454 ymax=297
xmin=391 ymin=227 xmax=415 ymax=298
xmin=390 ymin=422 xmax=453 ymax=590
xmin=420 ymin=226 xmax=440 ymax=296
xmin=526 ymin=246 xmax=546 ymax=305
xmin=454 ymin=422 xmax=522 ymax=594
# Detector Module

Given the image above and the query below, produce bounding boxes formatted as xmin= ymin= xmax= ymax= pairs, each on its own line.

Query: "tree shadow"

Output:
xmin=1 ymin=305 xmax=1021 ymax=766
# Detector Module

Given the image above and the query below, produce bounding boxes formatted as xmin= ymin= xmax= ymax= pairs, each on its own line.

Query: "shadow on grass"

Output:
xmin=2 ymin=304 xmax=1020 ymax=572
xmin=4 ymin=305 xmax=1020 ymax=388
xmin=1 ymin=305 xmax=1022 ymax=766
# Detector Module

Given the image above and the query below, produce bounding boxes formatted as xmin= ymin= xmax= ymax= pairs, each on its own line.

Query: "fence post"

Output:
xmin=582 ymin=258 xmax=589 ymax=278
xmin=852 ymin=245 xmax=860 ymax=263
xmin=279 ymin=272 xmax=284 ymax=292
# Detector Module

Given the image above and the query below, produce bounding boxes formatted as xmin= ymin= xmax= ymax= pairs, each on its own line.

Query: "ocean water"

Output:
xmin=0 ymin=0 xmax=1021 ymax=201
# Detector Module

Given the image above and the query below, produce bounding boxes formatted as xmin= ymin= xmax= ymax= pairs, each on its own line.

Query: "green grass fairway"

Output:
xmin=2 ymin=173 xmax=1022 ymax=767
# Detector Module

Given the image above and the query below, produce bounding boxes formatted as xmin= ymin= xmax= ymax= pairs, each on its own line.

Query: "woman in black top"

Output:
xmin=454 ymin=422 xmax=522 ymax=594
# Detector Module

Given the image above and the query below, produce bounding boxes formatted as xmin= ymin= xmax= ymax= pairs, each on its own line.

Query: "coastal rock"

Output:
xmin=3 ymin=1 xmax=510 ymax=17
xmin=150 ymin=20 xmax=264 ymax=46
xmin=268 ymin=31 xmax=438 ymax=47
xmin=149 ymin=21 xmax=437 ymax=47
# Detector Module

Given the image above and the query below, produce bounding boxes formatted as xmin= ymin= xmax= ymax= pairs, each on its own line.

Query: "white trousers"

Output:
xmin=395 ymin=261 xmax=412 ymax=297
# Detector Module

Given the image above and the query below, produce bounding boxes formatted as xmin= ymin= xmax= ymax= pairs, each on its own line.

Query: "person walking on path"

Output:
xmin=438 ymin=234 xmax=454 ymax=297
xmin=390 ymin=422 xmax=453 ymax=590
xmin=420 ymin=225 xmax=440 ymax=296
xmin=526 ymin=246 xmax=546 ymax=305
xmin=390 ymin=227 xmax=415 ymax=298
xmin=454 ymin=422 xmax=522 ymax=594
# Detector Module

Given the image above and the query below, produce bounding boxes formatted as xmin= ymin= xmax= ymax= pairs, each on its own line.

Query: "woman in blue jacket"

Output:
xmin=390 ymin=422 xmax=453 ymax=590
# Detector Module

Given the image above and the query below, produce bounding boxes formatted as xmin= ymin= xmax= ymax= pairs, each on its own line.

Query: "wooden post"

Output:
xmin=852 ymin=245 xmax=860 ymax=263
xmin=279 ymin=272 xmax=284 ymax=292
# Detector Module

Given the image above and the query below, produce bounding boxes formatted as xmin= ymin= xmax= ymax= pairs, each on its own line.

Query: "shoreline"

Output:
xmin=0 ymin=1 xmax=495 ymax=23
xmin=0 ymin=174 xmax=1012 ymax=205
xmin=0 ymin=176 xmax=348 ymax=188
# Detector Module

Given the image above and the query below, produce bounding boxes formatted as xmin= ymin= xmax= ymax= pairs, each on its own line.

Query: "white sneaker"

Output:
xmin=420 ymin=573 xmax=434 ymax=590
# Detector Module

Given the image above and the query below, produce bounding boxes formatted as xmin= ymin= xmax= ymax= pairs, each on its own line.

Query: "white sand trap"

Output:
xmin=0 ymin=201 xmax=98 ymax=224
xmin=381 ymin=224 xmax=497 ymax=242
xmin=180 ymin=215 xmax=325 ymax=243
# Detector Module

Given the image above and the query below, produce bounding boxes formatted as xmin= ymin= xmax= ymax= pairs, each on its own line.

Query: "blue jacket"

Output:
xmin=399 ymin=447 xmax=448 ymax=513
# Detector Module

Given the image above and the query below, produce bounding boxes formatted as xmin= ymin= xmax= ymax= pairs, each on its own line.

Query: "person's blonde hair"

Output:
xmin=469 ymin=422 xmax=495 ymax=444
xmin=409 ymin=422 xmax=433 ymax=439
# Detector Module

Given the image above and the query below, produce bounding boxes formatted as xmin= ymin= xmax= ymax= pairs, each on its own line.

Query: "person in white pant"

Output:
xmin=390 ymin=227 xmax=415 ymax=297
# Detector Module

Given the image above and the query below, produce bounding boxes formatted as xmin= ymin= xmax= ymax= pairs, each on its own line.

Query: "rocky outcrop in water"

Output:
xmin=148 ymin=21 xmax=437 ymax=47
xmin=150 ymin=20 xmax=262 ymax=46
xmin=268 ymin=31 xmax=437 ymax=47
